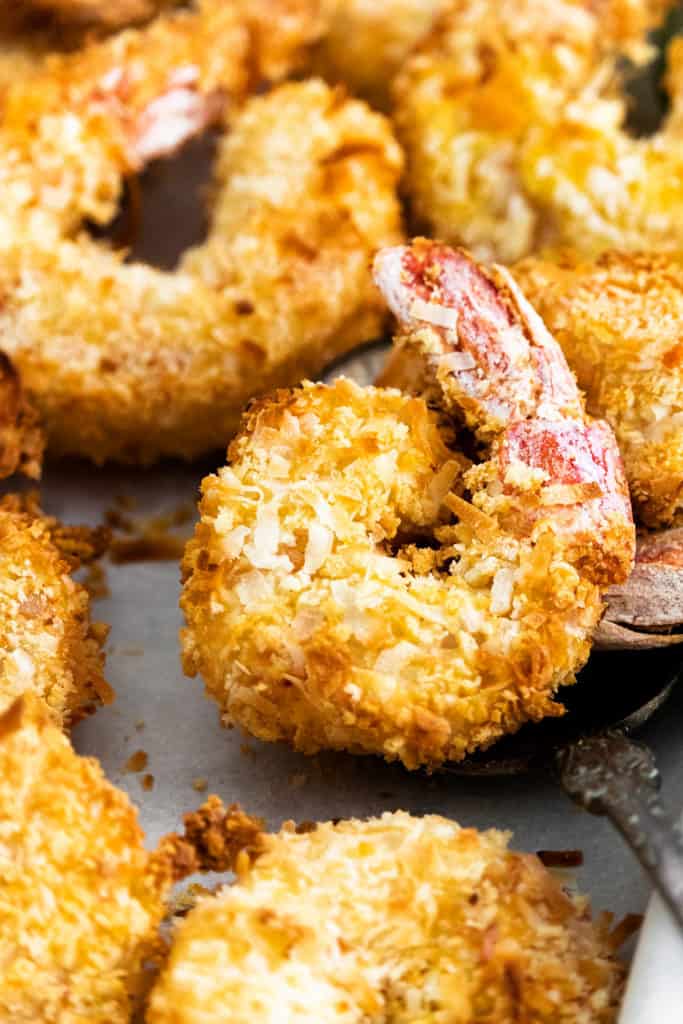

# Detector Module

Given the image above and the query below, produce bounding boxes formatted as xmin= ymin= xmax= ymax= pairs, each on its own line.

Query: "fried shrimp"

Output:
xmin=0 ymin=496 xmax=110 ymax=724
xmin=0 ymin=5 xmax=402 ymax=465
xmin=0 ymin=694 xmax=167 ymax=1023
xmin=512 ymin=251 xmax=683 ymax=529
xmin=148 ymin=807 xmax=624 ymax=1024
xmin=313 ymin=0 xmax=444 ymax=109
xmin=393 ymin=0 xmax=681 ymax=262
xmin=181 ymin=240 xmax=633 ymax=768
xmin=0 ymin=698 xmax=260 ymax=1023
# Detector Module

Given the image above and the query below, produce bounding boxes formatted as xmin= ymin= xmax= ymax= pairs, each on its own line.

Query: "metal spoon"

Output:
xmin=451 ymin=645 xmax=683 ymax=931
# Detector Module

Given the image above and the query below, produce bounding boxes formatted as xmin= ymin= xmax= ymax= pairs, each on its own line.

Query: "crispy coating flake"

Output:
xmin=0 ymin=352 xmax=44 ymax=479
xmin=513 ymin=251 xmax=683 ymax=528
xmin=0 ymin=495 xmax=111 ymax=724
xmin=312 ymin=0 xmax=444 ymax=109
xmin=0 ymin=695 xmax=169 ymax=1023
xmin=148 ymin=808 xmax=623 ymax=1024
xmin=0 ymin=5 xmax=405 ymax=464
xmin=393 ymin=0 xmax=681 ymax=262
xmin=181 ymin=242 xmax=634 ymax=768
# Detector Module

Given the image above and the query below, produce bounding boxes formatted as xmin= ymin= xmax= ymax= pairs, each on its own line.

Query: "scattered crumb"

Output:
xmin=119 ymin=646 xmax=145 ymax=657
xmin=115 ymin=494 xmax=138 ymax=510
xmin=135 ymin=720 xmax=146 ymax=731
xmin=288 ymin=772 xmax=308 ymax=789
xmin=192 ymin=777 xmax=208 ymax=792
xmin=83 ymin=562 xmax=110 ymax=600
xmin=105 ymin=500 xmax=195 ymax=564
xmin=109 ymin=534 xmax=186 ymax=563
xmin=141 ymin=773 xmax=155 ymax=791
xmin=609 ymin=913 xmax=644 ymax=950
xmin=105 ymin=507 xmax=135 ymax=533
xmin=378 ymin=791 xmax=395 ymax=800
xmin=537 ymin=849 xmax=584 ymax=869
xmin=240 ymin=741 xmax=257 ymax=759
xmin=166 ymin=882 xmax=215 ymax=920
xmin=124 ymin=749 xmax=149 ymax=773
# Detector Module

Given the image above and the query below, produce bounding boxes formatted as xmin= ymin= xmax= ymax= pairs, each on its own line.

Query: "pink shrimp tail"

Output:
xmin=374 ymin=239 xmax=635 ymax=584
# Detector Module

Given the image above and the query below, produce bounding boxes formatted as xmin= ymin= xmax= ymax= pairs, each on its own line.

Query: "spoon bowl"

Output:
xmin=452 ymin=646 xmax=682 ymax=777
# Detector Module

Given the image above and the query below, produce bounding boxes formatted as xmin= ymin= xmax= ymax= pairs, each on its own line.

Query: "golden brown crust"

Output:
xmin=0 ymin=496 xmax=111 ymax=724
xmin=0 ymin=352 xmax=44 ymax=479
xmin=0 ymin=694 xmax=168 ymax=1023
xmin=394 ymin=0 xmax=682 ymax=261
xmin=512 ymin=250 xmax=683 ymax=528
xmin=0 ymin=3 xmax=401 ymax=463
xmin=148 ymin=810 xmax=624 ymax=1024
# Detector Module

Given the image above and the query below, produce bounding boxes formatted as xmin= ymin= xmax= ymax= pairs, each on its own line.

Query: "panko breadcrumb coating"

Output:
xmin=0 ymin=495 xmax=110 ymax=724
xmin=0 ymin=694 xmax=168 ymax=1023
xmin=0 ymin=353 xmax=44 ymax=479
xmin=393 ymin=0 xmax=681 ymax=262
xmin=148 ymin=808 xmax=624 ymax=1024
xmin=313 ymin=0 xmax=444 ymax=109
xmin=181 ymin=240 xmax=633 ymax=768
xmin=0 ymin=4 xmax=404 ymax=463
xmin=512 ymin=251 xmax=683 ymax=528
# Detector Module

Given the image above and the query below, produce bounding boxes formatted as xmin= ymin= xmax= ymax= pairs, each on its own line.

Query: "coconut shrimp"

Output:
xmin=312 ymin=0 xmax=444 ymax=110
xmin=0 ymin=695 xmax=263 ymax=1024
xmin=393 ymin=0 xmax=681 ymax=262
xmin=512 ymin=251 xmax=683 ymax=529
xmin=181 ymin=239 xmax=633 ymax=768
xmin=0 ymin=495 xmax=110 ymax=725
xmin=0 ymin=3 xmax=403 ymax=464
xmin=148 ymin=807 xmax=624 ymax=1024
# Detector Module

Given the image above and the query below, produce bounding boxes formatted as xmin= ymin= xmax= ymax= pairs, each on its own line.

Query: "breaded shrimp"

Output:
xmin=0 ymin=694 xmax=166 ymax=1023
xmin=0 ymin=353 xmax=43 ymax=479
xmin=393 ymin=0 xmax=681 ymax=262
xmin=0 ymin=495 xmax=110 ymax=724
xmin=312 ymin=0 xmax=444 ymax=109
xmin=180 ymin=240 xmax=633 ymax=768
xmin=512 ymin=251 xmax=683 ymax=529
xmin=0 ymin=697 xmax=260 ymax=1023
xmin=148 ymin=807 xmax=624 ymax=1024
xmin=0 ymin=4 xmax=402 ymax=464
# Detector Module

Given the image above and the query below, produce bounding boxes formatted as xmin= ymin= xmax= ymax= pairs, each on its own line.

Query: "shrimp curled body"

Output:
xmin=181 ymin=240 xmax=634 ymax=768
xmin=394 ymin=0 xmax=682 ymax=262
xmin=0 ymin=1 xmax=402 ymax=463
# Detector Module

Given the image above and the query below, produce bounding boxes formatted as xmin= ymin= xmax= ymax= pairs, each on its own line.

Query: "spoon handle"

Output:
xmin=557 ymin=732 xmax=683 ymax=932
